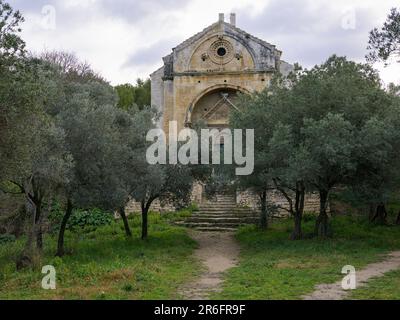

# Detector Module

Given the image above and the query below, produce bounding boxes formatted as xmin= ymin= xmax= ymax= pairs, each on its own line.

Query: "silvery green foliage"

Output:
xmin=230 ymin=91 xmax=276 ymax=194
xmin=130 ymin=154 xmax=195 ymax=210
xmin=300 ymin=113 xmax=357 ymax=191
xmin=230 ymin=55 xmax=400 ymax=235
xmin=270 ymin=55 xmax=395 ymax=194
xmin=59 ymin=101 xmax=124 ymax=209
xmin=351 ymin=102 xmax=400 ymax=205
xmin=55 ymin=76 xmax=159 ymax=212
xmin=0 ymin=0 xmax=32 ymax=180
xmin=111 ymin=105 xmax=195 ymax=212
xmin=1 ymin=59 xmax=73 ymax=197
xmin=367 ymin=8 xmax=400 ymax=65
xmin=0 ymin=0 xmax=25 ymax=65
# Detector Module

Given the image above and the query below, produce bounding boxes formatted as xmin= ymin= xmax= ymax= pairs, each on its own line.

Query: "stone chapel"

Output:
xmin=126 ymin=14 xmax=319 ymax=219
xmin=150 ymin=13 xmax=294 ymax=134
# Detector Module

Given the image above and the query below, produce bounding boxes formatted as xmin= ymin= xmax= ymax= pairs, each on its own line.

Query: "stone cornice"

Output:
xmin=170 ymin=69 xmax=276 ymax=78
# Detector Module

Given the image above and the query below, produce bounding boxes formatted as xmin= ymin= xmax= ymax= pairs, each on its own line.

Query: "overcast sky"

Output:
xmin=9 ymin=0 xmax=400 ymax=86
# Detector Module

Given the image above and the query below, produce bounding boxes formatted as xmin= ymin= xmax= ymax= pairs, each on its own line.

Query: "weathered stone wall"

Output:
xmin=125 ymin=182 xmax=204 ymax=215
xmin=124 ymin=183 xmax=320 ymax=216
xmin=150 ymin=66 xmax=165 ymax=128
xmin=125 ymin=198 xmax=175 ymax=215
xmin=236 ymin=189 xmax=320 ymax=216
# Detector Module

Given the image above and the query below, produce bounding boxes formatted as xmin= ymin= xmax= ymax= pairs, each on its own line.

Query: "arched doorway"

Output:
xmin=185 ymin=85 xmax=250 ymax=128
xmin=187 ymin=87 xmax=245 ymax=201
xmin=190 ymin=88 xmax=241 ymax=129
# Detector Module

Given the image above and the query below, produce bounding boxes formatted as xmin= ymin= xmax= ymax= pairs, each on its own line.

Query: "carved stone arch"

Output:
xmin=186 ymin=33 xmax=257 ymax=71
xmin=223 ymin=31 xmax=259 ymax=65
xmin=185 ymin=84 xmax=250 ymax=127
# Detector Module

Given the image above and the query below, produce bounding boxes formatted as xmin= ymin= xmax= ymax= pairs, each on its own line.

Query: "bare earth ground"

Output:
xmin=303 ymin=251 xmax=400 ymax=300
xmin=179 ymin=231 xmax=240 ymax=300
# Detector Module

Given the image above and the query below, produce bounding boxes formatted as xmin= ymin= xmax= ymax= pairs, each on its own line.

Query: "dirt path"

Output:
xmin=303 ymin=251 xmax=400 ymax=300
xmin=179 ymin=231 xmax=240 ymax=300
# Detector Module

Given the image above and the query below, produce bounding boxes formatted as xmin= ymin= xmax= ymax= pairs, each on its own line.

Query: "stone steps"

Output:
xmin=190 ymin=213 xmax=257 ymax=218
xmin=194 ymin=212 xmax=255 ymax=217
xmin=176 ymin=191 xmax=259 ymax=231
xmin=179 ymin=203 xmax=258 ymax=232
xmin=180 ymin=222 xmax=248 ymax=228
xmin=178 ymin=218 xmax=257 ymax=231
xmin=193 ymin=227 xmax=238 ymax=232
xmin=198 ymin=203 xmax=248 ymax=207
xmin=195 ymin=207 xmax=253 ymax=212
xmin=185 ymin=217 xmax=258 ymax=224
xmin=176 ymin=220 xmax=243 ymax=231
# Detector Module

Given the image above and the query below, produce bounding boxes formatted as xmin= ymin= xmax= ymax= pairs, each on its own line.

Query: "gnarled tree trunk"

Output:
xmin=141 ymin=200 xmax=150 ymax=240
xmin=119 ymin=206 xmax=132 ymax=237
xmin=16 ymin=196 xmax=41 ymax=270
xmin=368 ymin=203 xmax=376 ymax=222
xmin=292 ymin=214 xmax=303 ymax=240
xmin=315 ymin=189 xmax=329 ymax=238
xmin=56 ymin=199 xmax=73 ymax=257
xmin=371 ymin=202 xmax=388 ymax=225
xmin=291 ymin=181 xmax=305 ymax=240
xmin=35 ymin=201 xmax=43 ymax=250
xmin=260 ymin=190 xmax=268 ymax=230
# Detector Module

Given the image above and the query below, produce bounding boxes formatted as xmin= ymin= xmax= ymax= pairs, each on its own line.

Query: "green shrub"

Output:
xmin=68 ymin=208 xmax=114 ymax=231
xmin=47 ymin=200 xmax=66 ymax=231
xmin=49 ymin=203 xmax=114 ymax=233
xmin=0 ymin=234 xmax=16 ymax=245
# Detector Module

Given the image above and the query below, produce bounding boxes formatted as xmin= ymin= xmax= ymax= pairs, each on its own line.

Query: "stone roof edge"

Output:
xmin=171 ymin=21 xmax=281 ymax=55
xmin=150 ymin=65 xmax=164 ymax=78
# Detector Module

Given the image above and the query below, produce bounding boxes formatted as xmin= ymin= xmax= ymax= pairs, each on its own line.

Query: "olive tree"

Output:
xmin=113 ymin=106 xmax=158 ymax=238
xmin=4 ymin=114 xmax=73 ymax=267
xmin=54 ymin=91 xmax=157 ymax=254
xmin=268 ymin=124 xmax=308 ymax=240
xmin=299 ymin=114 xmax=357 ymax=237
xmin=284 ymin=56 xmax=392 ymax=237
xmin=55 ymin=101 xmax=125 ymax=256
xmin=229 ymin=92 xmax=274 ymax=230
xmin=130 ymin=162 xmax=194 ymax=240
xmin=350 ymin=100 xmax=400 ymax=225
xmin=367 ymin=8 xmax=400 ymax=65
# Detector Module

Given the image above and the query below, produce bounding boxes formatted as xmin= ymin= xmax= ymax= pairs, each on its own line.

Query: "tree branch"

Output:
xmin=275 ymin=204 xmax=292 ymax=214
xmin=273 ymin=178 xmax=294 ymax=215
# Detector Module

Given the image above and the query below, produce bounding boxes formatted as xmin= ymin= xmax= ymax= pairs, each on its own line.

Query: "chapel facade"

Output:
xmin=151 ymin=13 xmax=294 ymax=134
xmin=130 ymin=13 xmax=320 ymax=215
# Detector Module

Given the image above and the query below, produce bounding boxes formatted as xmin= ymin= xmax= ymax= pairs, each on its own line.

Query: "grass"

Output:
xmin=2 ymin=206 xmax=400 ymax=300
xmin=0 ymin=212 xmax=200 ymax=300
xmin=347 ymin=269 xmax=400 ymax=300
xmin=212 ymin=215 xmax=400 ymax=300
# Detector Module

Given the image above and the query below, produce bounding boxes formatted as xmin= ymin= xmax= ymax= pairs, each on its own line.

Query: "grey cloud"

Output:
xmin=9 ymin=0 xmax=189 ymax=33
xmin=123 ymin=39 xmax=178 ymax=68
xmin=7 ymin=0 xmax=390 ymax=84
xmin=97 ymin=0 xmax=189 ymax=22
xmin=9 ymin=0 xmax=100 ymax=31
xmin=8 ymin=0 xmax=53 ymax=13
xmin=237 ymin=0 xmax=375 ymax=68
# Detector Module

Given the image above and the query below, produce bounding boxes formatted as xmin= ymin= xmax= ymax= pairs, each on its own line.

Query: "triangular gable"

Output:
xmin=171 ymin=21 xmax=280 ymax=55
